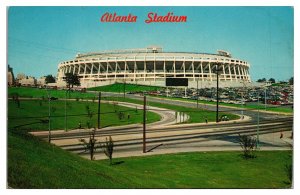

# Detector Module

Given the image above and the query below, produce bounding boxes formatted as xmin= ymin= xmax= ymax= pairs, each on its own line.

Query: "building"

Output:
xmin=18 ymin=76 xmax=37 ymax=86
xmin=37 ymin=76 xmax=46 ymax=86
xmin=56 ymin=47 xmax=251 ymax=88
xmin=16 ymin=73 xmax=26 ymax=80
xmin=7 ymin=65 xmax=15 ymax=86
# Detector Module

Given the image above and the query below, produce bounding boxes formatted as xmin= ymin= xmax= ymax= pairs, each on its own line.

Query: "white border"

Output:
xmin=1 ymin=1 xmax=298 ymax=194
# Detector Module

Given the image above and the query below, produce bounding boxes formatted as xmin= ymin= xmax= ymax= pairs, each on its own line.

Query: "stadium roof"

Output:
xmin=75 ymin=46 xmax=233 ymax=60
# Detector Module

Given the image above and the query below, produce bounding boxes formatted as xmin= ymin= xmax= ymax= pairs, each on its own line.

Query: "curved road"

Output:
xmin=31 ymin=92 xmax=293 ymax=160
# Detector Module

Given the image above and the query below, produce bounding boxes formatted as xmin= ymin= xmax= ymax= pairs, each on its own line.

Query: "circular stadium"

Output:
xmin=56 ymin=47 xmax=251 ymax=88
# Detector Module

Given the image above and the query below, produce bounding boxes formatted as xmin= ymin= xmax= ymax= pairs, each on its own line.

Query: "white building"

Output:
xmin=37 ymin=76 xmax=46 ymax=86
xmin=19 ymin=76 xmax=37 ymax=86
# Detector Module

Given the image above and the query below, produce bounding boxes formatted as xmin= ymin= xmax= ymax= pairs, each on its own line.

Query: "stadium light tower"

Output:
xmin=214 ymin=62 xmax=223 ymax=123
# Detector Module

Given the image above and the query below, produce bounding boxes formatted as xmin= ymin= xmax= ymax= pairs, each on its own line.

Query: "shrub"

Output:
xmin=238 ymin=134 xmax=257 ymax=159
xmin=103 ymin=136 xmax=114 ymax=165
xmin=78 ymin=128 xmax=99 ymax=160
xmin=285 ymin=164 xmax=293 ymax=184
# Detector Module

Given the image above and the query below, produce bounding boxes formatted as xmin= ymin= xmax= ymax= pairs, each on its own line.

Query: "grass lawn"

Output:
xmin=8 ymin=87 xmax=97 ymax=100
xmin=8 ymin=131 xmax=292 ymax=188
xmin=103 ymin=96 xmax=240 ymax=123
xmin=8 ymin=87 xmax=240 ymax=123
xmin=88 ymin=83 xmax=164 ymax=92
xmin=8 ymin=87 xmax=292 ymax=114
xmin=8 ymin=100 xmax=161 ymax=131
xmin=150 ymin=95 xmax=293 ymax=114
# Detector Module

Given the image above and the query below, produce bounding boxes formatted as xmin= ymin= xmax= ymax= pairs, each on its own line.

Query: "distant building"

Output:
xmin=37 ymin=76 xmax=46 ymax=86
xmin=16 ymin=73 xmax=26 ymax=80
xmin=7 ymin=65 xmax=15 ymax=86
xmin=19 ymin=76 xmax=37 ymax=86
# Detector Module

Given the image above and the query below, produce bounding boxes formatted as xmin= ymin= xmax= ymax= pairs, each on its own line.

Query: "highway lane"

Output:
xmin=35 ymin=116 xmax=292 ymax=140
xmin=46 ymin=116 xmax=292 ymax=160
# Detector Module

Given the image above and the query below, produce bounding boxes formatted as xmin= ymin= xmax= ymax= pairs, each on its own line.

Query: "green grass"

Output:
xmin=8 ymin=87 xmax=239 ymax=123
xmin=88 ymin=83 xmax=164 ymax=92
xmin=9 ymin=87 xmax=291 ymax=114
xmin=103 ymin=96 xmax=240 ymax=123
xmin=8 ymin=131 xmax=292 ymax=188
xmin=150 ymin=95 xmax=293 ymax=114
xmin=88 ymin=83 xmax=292 ymax=114
xmin=8 ymin=100 xmax=161 ymax=131
xmin=8 ymin=87 xmax=97 ymax=99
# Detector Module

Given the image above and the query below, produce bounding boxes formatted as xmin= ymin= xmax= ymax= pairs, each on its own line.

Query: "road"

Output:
xmin=31 ymin=92 xmax=293 ymax=160
xmin=98 ymin=92 xmax=291 ymax=121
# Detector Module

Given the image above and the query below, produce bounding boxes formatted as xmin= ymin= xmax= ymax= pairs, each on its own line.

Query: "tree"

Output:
xmin=268 ymin=78 xmax=276 ymax=83
xmin=85 ymin=104 xmax=94 ymax=129
xmin=103 ymin=136 xmax=114 ymax=165
xmin=257 ymin=78 xmax=266 ymax=83
xmin=79 ymin=128 xmax=99 ymax=160
xmin=289 ymin=77 xmax=294 ymax=85
xmin=63 ymin=73 xmax=80 ymax=90
xmin=238 ymin=134 xmax=257 ymax=159
xmin=45 ymin=75 xmax=56 ymax=84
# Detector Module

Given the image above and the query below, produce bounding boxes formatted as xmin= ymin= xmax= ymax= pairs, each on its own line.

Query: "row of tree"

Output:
xmin=257 ymin=78 xmax=276 ymax=83
xmin=45 ymin=73 xmax=81 ymax=89
xmin=257 ymin=76 xmax=293 ymax=85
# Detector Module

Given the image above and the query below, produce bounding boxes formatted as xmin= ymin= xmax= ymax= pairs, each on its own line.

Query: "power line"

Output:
xmin=8 ymin=48 xmax=65 ymax=60
xmin=8 ymin=37 xmax=88 ymax=54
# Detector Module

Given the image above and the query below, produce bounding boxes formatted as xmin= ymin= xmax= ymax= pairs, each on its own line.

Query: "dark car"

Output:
xmin=49 ymin=97 xmax=58 ymax=100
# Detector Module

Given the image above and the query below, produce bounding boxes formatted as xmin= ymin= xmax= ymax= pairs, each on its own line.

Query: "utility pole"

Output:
xmin=65 ymin=90 xmax=67 ymax=131
xmin=197 ymin=79 xmax=199 ymax=109
xmin=47 ymin=90 xmax=51 ymax=143
xmin=264 ymin=84 xmax=267 ymax=110
xmin=123 ymin=79 xmax=126 ymax=98
xmin=143 ymin=96 xmax=146 ymax=153
xmin=97 ymin=92 xmax=101 ymax=129
xmin=216 ymin=65 xmax=220 ymax=123
xmin=256 ymin=95 xmax=260 ymax=149
xmin=241 ymin=91 xmax=244 ymax=119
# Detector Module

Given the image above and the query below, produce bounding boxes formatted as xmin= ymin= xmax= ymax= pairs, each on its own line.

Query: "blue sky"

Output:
xmin=8 ymin=6 xmax=294 ymax=81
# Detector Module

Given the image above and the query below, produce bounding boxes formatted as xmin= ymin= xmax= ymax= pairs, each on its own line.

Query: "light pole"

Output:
xmin=240 ymin=81 xmax=245 ymax=119
xmin=97 ymin=92 xmax=101 ymax=129
xmin=256 ymin=93 xmax=260 ymax=149
xmin=264 ymin=83 xmax=267 ymax=111
xmin=216 ymin=72 xmax=219 ymax=122
xmin=241 ymin=91 xmax=244 ymax=119
xmin=143 ymin=96 xmax=146 ymax=153
xmin=65 ymin=90 xmax=67 ymax=131
xmin=46 ymin=90 xmax=51 ymax=143
xmin=197 ymin=79 xmax=199 ymax=109
xmin=214 ymin=63 xmax=222 ymax=123
xmin=123 ymin=79 xmax=126 ymax=98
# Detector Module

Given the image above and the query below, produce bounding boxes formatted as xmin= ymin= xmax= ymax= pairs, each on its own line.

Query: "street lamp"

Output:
xmin=264 ymin=82 xmax=267 ymax=111
xmin=46 ymin=89 xmax=51 ymax=143
xmin=214 ymin=63 xmax=223 ymax=123
xmin=65 ymin=90 xmax=68 ymax=131
xmin=240 ymin=81 xmax=246 ymax=120
xmin=196 ymin=79 xmax=199 ymax=109
xmin=256 ymin=93 xmax=260 ymax=149
xmin=123 ymin=79 xmax=126 ymax=98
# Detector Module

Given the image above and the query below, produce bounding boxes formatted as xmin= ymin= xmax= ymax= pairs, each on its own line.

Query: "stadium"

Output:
xmin=56 ymin=47 xmax=251 ymax=88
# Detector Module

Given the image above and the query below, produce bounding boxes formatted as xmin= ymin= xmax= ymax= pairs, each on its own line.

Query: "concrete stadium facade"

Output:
xmin=56 ymin=47 xmax=251 ymax=88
